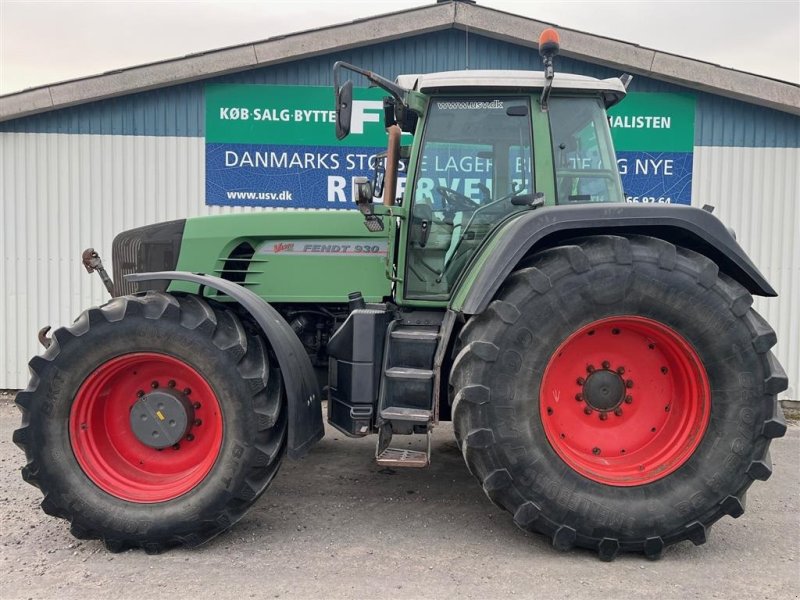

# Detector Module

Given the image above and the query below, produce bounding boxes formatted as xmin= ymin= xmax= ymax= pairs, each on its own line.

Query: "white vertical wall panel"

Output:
xmin=693 ymin=146 xmax=799 ymax=400
xmin=1 ymin=132 xmax=245 ymax=390
xmin=1 ymin=133 xmax=798 ymax=398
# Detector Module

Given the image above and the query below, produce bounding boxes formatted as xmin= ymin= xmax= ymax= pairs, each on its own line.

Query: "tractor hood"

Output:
xmin=168 ymin=211 xmax=392 ymax=304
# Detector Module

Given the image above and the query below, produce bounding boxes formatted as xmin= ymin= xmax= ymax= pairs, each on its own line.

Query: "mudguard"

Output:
xmin=126 ymin=271 xmax=323 ymax=459
xmin=453 ymin=203 xmax=776 ymax=315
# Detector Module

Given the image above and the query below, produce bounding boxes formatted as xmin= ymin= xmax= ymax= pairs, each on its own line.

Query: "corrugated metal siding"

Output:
xmin=2 ymin=30 xmax=798 ymax=147
xmin=692 ymin=146 xmax=799 ymax=399
xmin=0 ymin=132 xmax=268 ymax=389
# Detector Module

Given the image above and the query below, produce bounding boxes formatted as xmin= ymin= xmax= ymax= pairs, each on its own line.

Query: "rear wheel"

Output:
xmin=451 ymin=235 xmax=787 ymax=560
xmin=14 ymin=292 xmax=286 ymax=553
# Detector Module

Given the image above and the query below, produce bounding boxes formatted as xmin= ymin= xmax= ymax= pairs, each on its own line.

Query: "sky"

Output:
xmin=0 ymin=0 xmax=798 ymax=95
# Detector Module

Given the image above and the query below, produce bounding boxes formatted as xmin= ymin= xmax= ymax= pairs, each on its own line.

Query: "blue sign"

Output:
xmin=616 ymin=151 xmax=693 ymax=205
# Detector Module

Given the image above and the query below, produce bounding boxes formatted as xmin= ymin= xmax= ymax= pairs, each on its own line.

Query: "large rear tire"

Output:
xmin=450 ymin=235 xmax=787 ymax=560
xmin=14 ymin=292 xmax=286 ymax=553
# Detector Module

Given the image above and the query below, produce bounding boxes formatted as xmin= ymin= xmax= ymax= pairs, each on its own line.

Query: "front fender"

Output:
xmin=451 ymin=203 xmax=776 ymax=315
xmin=126 ymin=271 xmax=323 ymax=459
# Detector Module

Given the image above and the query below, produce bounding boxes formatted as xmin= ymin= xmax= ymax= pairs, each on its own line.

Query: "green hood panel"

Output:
xmin=172 ymin=211 xmax=392 ymax=303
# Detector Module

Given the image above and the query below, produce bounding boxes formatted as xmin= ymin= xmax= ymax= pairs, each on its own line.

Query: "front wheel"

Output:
xmin=14 ymin=292 xmax=286 ymax=553
xmin=450 ymin=235 xmax=787 ymax=560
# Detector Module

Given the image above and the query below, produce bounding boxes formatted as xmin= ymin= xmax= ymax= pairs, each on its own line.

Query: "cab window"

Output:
xmin=405 ymin=97 xmax=533 ymax=300
xmin=549 ymin=97 xmax=624 ymax=204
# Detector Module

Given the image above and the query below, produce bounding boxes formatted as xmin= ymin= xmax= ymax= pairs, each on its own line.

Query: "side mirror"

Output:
xmin=335 ymin=80 xmax=354 ymax=140
xmin=372 ymin=154 xmax=386 ymax=199
xmin=353 ymin=176 xmax=384 ymax=232
xmin=353 ymin=176 xmax=373 ymax=210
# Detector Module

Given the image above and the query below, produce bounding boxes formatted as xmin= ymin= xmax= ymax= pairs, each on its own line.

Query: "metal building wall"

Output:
xmin=693 ymin=146 xmax=800 ymax=399
xmin=1 ymin=29 xmax=798 ymax=394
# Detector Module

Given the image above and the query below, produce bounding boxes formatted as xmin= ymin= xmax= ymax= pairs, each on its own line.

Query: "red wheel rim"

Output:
xmin=70 ymin=353 xmax=223 ymax=502
xmin=539 ymin=316 xmax=710 ymax=486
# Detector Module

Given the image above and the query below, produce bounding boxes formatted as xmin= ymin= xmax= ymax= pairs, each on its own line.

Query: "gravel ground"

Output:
xmin=1 ymin=396 xmax=798 ymax=600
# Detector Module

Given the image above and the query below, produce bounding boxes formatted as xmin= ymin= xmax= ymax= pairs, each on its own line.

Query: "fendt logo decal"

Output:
xmin=272 ymin=242 xmax=295 ymax=253
xmin=257 ymin=240 xmax=388 ymax=257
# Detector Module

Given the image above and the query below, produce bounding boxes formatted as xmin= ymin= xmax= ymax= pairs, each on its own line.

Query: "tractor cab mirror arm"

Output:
xmin=333 ymin=61 xmax=409 ymax=140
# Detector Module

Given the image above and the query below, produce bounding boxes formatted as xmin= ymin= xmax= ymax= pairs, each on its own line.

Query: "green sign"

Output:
xmin=608 ymin=92 xmax=695 ymax=152
xmin=206 ymin=84 xmax=387 ymax=147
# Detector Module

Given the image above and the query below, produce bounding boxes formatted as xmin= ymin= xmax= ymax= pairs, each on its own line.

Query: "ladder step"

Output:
xmin=385 ymin=367 xmax=434 ymax=380
xmin=391 ymin=328 xmax=439 ymax=341
xmin=376 ymin=447 xmax=430 ymax=468
xmin=380 ymin=407 xmax=431 ymax=422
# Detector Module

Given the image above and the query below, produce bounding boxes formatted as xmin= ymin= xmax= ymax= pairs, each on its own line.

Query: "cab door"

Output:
xmin=397 ymin=96 xmax=537 ymax=304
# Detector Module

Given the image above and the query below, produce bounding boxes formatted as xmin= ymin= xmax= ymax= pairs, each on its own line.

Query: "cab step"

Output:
xmin=384 ymin=367 xmax=434 ymax=380
xmin=375 ymin=424 xmax=431 ymax=468
xmin=379 ymin=407 xmax=431 ymax=422
xmin=375 ymin=446 xmax=430 ymax=468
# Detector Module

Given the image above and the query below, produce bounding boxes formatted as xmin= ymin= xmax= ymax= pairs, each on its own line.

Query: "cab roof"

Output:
xmin=396 ymin=70 xmax=628 ymax=107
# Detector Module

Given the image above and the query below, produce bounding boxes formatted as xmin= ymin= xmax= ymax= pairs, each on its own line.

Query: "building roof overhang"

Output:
xmin=1 ymin=1 xmax=797 ymax=123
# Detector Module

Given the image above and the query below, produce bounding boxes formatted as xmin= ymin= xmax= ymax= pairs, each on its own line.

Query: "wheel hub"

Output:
xmin=70 ymin=352 xmax=223 ymax=502
xmin=130 ymin=388 xmax=194 ymax=449
xmin=582 ymin=369 xmax=625 ymax=412
xmin=539 ymin=316 xmax=711 ymax=486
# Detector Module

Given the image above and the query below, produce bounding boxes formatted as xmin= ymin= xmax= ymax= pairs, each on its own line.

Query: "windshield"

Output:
xmin=549 ymin=96 xmax=624 ymax=204
xmin=405 ymin=97 xmax=533 ymax=300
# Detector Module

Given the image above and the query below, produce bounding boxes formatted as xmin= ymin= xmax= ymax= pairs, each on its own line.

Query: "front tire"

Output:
xmin=14 ymin=292 xmax=286 ymax=553
xmin=450 ymin=235 xmax=787 ymax=560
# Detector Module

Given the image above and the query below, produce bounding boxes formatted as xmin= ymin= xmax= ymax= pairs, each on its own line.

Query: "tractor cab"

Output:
xmin=334 ymin=29 xmax=629 ymax=300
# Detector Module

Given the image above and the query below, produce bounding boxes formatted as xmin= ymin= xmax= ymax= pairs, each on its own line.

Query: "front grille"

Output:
xmin=112 ymin=220 xmax=185 ymax=296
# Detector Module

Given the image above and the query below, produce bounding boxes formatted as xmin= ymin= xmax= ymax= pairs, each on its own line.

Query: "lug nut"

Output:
xmin=150 ymin=381 xmax=159 ymax=389
xmin=586 ymin=364 xmax=595 ymax=373
xmin=614 ymin=407 xmax=623 ymax=416
xmin=575 ymin=393 xmax=583 ymax=402
xmin=665 ymin=405 xmax=671 ymax=412
xmin=599 ymin=412 xmax=608 ymax=421
xmin=172 ymin=443 xmax=180 ymax=450
xmin=661 ymin=366 xmax=669 ymax=374
xmin=584 ymin=407 xmax=593 ymax=415
xmin=183 ymin=388 xmax=192 ymax=395
xmin=136 ymin=390 xmax=145 ymax=398
xmin=168 ymin=379 xmax=176 ymax=388
xmin=602 ymin=361 xmax=610 ymax=370
xmin=194 ymin=419 xmax=203 ymax=426
xmin=624 ymin=395 xmax=633 ymax=404
xmin=186 ymin=434 xmax=195 ymax=441
xmin=592 ymin=447 xmax=601 ymax=455
xmin=611 ymin=328 xmax=620 ymax=335
xmin=626 ymin=379 xmax=634 ymax=388
xmin=193 ymin=402 xmax=201 ymax=410
xmin=617 ymin=366 xmax=625 ymax=375
xmin=576 ymin=377 xmax=586 ymax=385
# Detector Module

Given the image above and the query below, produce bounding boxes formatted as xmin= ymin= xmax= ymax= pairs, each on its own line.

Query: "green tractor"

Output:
xmin=15 ymin=30 xmax=787 ymax=560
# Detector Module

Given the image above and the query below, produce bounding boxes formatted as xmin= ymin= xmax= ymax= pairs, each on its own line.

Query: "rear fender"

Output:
xmin=452 ymin=203 xmax=776 ymax=315
xmin=126 ymin=271 xmax=323 ymax=459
